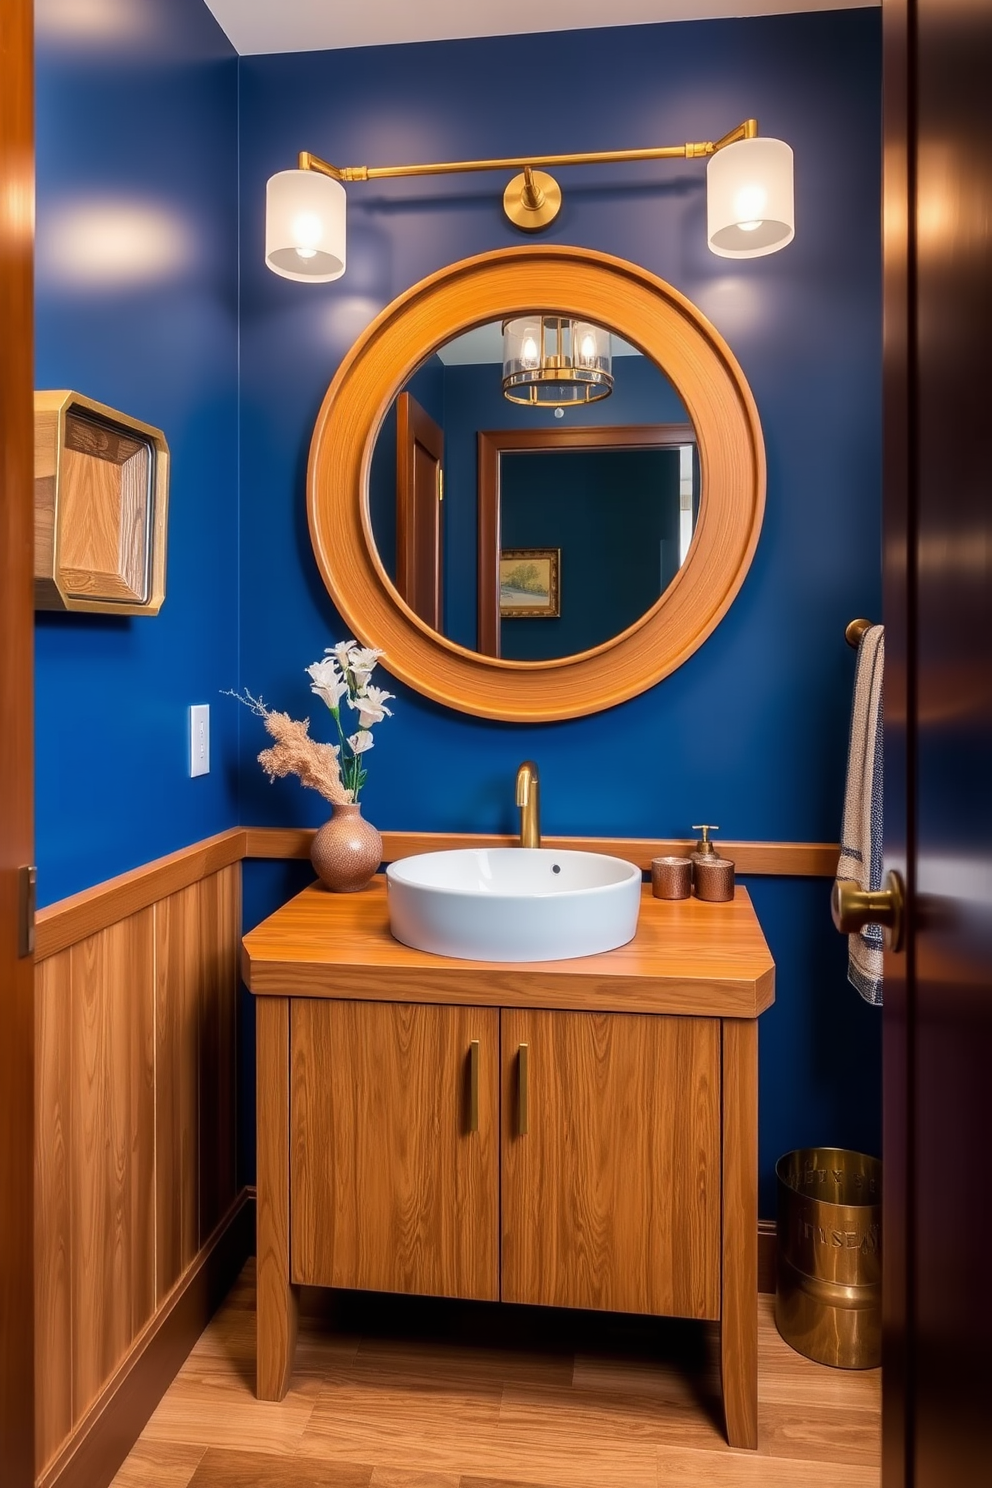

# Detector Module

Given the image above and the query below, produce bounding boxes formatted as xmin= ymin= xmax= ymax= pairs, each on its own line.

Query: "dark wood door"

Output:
xmin=396 ymin=391 xmax=444 ymax=630
xmin=882 ymin=0 xmax=992 ymax=1481
xmin=500 ymin=1009 xmax=721 ymax=1319
xmin=0 ymin=0 xmax=35 ymax=1480
xmin=290 ymin=1000 xmax=499 ymax=1300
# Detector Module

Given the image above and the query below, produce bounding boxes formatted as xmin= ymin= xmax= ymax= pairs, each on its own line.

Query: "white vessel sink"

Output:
xmin=385 ymin=847 xmax=642 ymax=962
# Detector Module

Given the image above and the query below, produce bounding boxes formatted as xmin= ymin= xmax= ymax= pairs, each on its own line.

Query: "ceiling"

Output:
xmin=201 ymin=0 xmax=876 ymax=57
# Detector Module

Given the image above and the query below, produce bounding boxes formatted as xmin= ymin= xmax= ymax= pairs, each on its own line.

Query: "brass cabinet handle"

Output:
xmin=518 ymin=1043 xmax=529 ymax=1136
xmin=832 ymin=869 xmax=906 ymax=953
xmin=468 ymin=1039 xmax=479 ymax=1133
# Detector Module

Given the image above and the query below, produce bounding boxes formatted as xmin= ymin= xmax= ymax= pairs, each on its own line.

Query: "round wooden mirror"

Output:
xmin=308 ymin=246 xmax=765 ymax=722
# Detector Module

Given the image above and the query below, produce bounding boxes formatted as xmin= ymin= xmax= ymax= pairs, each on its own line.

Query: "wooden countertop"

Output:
xmin=242 ymin=879 xmax=775 ymax=1019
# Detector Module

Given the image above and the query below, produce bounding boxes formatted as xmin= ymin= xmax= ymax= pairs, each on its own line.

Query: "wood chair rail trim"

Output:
xmin=34 ymin=828 xmax=246 ymax=961
xmin=244 ymin=827 xmax=839 ymax=877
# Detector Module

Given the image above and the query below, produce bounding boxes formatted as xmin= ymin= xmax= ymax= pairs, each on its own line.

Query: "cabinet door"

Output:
xmin=291 ymin=1000 xmax=498 ymax=1300
xmin=501 ymin=1009 xmax=721 ymax=1318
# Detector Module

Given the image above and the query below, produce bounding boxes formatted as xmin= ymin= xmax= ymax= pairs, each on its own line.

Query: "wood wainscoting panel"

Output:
xmin=35 ymin=845 xmax=243 ymax=1485
xmin=196 ymin=866 xmax=239 ymax=1244
xmin=71 ymin=910 xmax=157 ymax=1422
xmin=155 ymin=884 xmax=203 ymax=1302
xmin=35 ymin=951 xmax=74 ymax=1472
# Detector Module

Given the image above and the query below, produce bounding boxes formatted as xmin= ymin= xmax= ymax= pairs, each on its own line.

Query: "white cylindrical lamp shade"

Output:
xmin=265 ymin=169 xmax=346 ymax=282
xmin=707 ymin=137 xmax=794 ymax=259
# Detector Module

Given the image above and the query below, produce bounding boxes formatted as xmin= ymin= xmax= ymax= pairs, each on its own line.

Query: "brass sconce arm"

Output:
xmin=299 ymin=117 xmax=757 ymax=183
xmin=297 ymin=118 xmax=759 ymax=230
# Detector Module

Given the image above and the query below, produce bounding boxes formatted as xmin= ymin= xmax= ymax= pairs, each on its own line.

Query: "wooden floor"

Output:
xmin=111 ymin=1260 xmax=880 ymax=1488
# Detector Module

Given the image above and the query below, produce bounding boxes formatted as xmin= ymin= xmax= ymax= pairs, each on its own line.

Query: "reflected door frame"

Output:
xmin=477 ymin=423 xmax=695 ymax=657
xmin=396 ymin=391 xmax=445 ymax=632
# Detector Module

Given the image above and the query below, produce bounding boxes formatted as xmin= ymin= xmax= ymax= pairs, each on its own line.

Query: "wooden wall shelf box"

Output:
xmin=244 ymin=878 xmax=775 ymax=1451
xmin=34 ymin=389 xmax=169 ymax=614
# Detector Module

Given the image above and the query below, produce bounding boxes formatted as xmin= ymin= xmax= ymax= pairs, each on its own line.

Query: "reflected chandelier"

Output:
xmin=501 ymin=317 xmax=613 ymax=407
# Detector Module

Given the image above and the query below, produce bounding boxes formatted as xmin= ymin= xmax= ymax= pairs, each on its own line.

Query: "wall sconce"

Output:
xmin=502 ymin=317 xmax=613 ymax=406
xmin=264 ymin=119 xmax=794 ymax=282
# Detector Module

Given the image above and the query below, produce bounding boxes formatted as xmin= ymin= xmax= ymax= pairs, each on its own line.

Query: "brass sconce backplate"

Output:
xmin=503 ymin=169 xmax=563 ymax=231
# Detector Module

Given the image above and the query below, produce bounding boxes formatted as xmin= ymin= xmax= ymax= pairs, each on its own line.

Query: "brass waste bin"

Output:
xmin=775 ymin=1147 xmax=881 ymax=1369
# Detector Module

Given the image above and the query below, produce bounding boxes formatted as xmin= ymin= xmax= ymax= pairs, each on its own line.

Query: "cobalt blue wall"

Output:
xmin=237 ymin=8 xmax=883 ymax=1208
xmin=34 ymin=0 xmax=239 ymax=906
xmin=499 ymin=447 xmax=683 ymax=660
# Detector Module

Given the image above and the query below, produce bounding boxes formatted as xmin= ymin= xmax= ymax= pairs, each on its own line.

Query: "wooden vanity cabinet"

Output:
xmin=288 ymin=1000 xmax=720 ymax=1320
xmin=290 ymin=999 xmax=499 ymax=1300
xmin=244 ymin=878 xmax=774 ymax=1449
xmin=500 ymin=1009 xmax=721 ymax=1318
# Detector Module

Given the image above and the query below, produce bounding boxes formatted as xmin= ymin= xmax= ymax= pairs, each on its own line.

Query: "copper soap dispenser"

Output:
xmin=690 ymin=824 xmax=719 ymax=868
xmin=690 ymin=825 xmax=735 ymax=901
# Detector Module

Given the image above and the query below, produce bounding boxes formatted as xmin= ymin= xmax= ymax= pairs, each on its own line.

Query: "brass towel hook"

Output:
xmin=845 ymin=618 xmax=874 ymax=649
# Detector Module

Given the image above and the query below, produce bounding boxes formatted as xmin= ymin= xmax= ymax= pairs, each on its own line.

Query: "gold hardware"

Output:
xmin=832 ymin=870 xmax=906 ymax=953
xmin=691 ymin=824 xmax=719 ymax=858
xmin=515 ymin=761 xmax=541 ymax=848
xmin=518 ymin=1043 xmax=529 ymax=1136
xmin=298 ymin=118 xmax=760 ymax=232
xmin=845 ymin=618 xmax=874 ymax=649
xmin=17 ymin=865 xmax=36 ymax=958
xmin=468 ymin=1039 xmax=480 ymax=1133
xmin=504 ymin=168 xmax=563 ymax=231
xmin=437 ymin=468 xmax=444 ymax=503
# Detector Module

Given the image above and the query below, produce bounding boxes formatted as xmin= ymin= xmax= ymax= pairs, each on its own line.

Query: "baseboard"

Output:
xmin=38 ymin=1190 xmax=255 ymax=1488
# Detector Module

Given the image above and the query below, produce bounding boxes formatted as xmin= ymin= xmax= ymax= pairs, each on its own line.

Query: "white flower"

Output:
xmin=323 ymin=641 xmax=355 ymax=677
xmin=348 ymin=684 xmax=394 ymax=729
xmin=347 ymin=649 xmax=385 ymax=691
xmin=306 ymin=657 xmax=348 ymax=711
xmin=324 ymin=640 xmax=385 ymax=691
xmin=347 ymin=729 xmax=375 ymax=754
xmin=349 ymin=646 xmax=384 ymax=672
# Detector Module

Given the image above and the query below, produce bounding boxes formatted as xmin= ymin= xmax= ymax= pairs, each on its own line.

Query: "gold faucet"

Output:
xmin=515 ymin=761 xmax=541 ymax=848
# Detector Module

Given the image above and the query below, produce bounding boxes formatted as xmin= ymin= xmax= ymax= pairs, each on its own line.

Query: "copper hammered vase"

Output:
xmin=310 ymin=802 xmax=383 ymax=893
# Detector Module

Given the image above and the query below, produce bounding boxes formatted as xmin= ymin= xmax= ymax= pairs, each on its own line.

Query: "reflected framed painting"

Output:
xmin=499 ymin=548 xmax=560 ymax=618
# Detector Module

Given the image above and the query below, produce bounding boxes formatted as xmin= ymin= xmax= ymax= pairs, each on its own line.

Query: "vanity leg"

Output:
xmin=720 ymin=1017 xmax=758 ymax=1449
xmin=256 ymin=996 xmax=298 ymax=1400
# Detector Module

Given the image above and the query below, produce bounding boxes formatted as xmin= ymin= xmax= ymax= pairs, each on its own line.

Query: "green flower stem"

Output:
xmin=329 ymin=704 xmax=361 ymax=801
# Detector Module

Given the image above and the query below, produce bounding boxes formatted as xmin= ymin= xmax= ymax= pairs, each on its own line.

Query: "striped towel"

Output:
xmin=837 ymin=624 xmax=885 ymax=1005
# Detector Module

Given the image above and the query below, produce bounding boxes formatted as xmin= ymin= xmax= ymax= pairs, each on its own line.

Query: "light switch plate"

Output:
xmin=189 ymin=704 xmax=210 ymax=777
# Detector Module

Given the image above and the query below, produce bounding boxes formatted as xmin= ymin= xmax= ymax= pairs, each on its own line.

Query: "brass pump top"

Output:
xmin=691 ymin=824 xmax=720 ymax=858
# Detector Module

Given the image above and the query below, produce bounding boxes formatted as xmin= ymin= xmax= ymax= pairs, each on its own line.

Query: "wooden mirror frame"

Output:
xmin=308 ymin=246 xmax=765 ymax=723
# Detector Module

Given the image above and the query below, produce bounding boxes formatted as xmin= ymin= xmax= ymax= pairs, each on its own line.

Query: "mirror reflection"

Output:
xmin=368 ymin=320 xmax=698 ymax=662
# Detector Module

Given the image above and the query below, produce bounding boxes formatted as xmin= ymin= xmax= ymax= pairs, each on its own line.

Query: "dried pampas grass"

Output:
xmin=228 ymin=690 xmax=350 ymax=804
